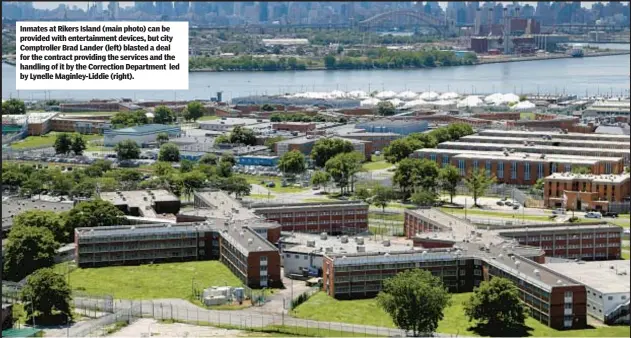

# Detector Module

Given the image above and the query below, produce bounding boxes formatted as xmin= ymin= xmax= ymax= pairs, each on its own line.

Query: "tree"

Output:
xmin=325 ymin=151 xmax=364 ymax=195
xmin=393 ymin=158 xmax=419 ymax=198
xmin=199 ymin=153 xmax=218 ymax=165
xmin=153 ymin=105 xmax=175 ymax=124
xmin=2 ymin=98 xmax=26 ymax=115
xmin=428 ymin=128 xmax=452 ymax=143
xmin=463 ymin=277 xmax=528 ymax=334
xmin=156 ymin=132 xmax=169 ymax=145
xmin=261 ymin=103 xmax=275 ymax=112
xmin=20 ymin=268 xmax=72 ymax=325
xmin=12 ymin=210 xmax=68 ymax=243
xmin=153 ymin=161 xmax=175 ymax=177
xmin=114 ymin=139 xmax=141 ymax=160
xmin=3 ymin=226 xmax=59 ymax=282
xmin=181 ymin=170 xmax=207 ymax=199
xmin=70 ymin=133 xmax=87 ymax=156
xmin=184 ymin=101 xmax=204 ymax=121
xmin=377 ymin=269 xmax=451 ymax=337
xmin=323 ymin=54 xmax=336 ymax=69
xmin=158 ymin=142 xmax=180 ymax=162
xmin=571 ymin=166 xmax=591 ymax=174
xmin=411 ymin=189 xmax=438 ymax=206
xmin=377 ymin=101 xmax=396 ymax=116
xmin=439 ymin=165 xmax=461 ymax=204
xmin=464 ymin=169 xmax=496 ymax=207
xmin=229 ymin=126 xmax=257 ymax=146
xmin=311 ymin=138 xmax=355 ymax=167
xmin=372 ymin=186 xmax=394 ymax=212
xmin=85 ymin=159 xmax=112 ymax=177
xmin=279 ymin=150 xmax=306 ymax=176
xmin=446 ymin=123 xmax=474 ymax=140
xmin=217 ymin=161 xmax=233 ymax=178
xmin=54 ymin=133 xmax=72 ymax=155
xmin=265 ymin=136 xmax=284 ymax=152
xmin=311 ymin=171 xmax=331 ymax=190
xmin=408 ymin=133 xmax=438 ymax=148
xmin=222 ymin=176 xmax=251 ymax=197
xmin=354 ymin=187 xmax=373 ymax=202
xmin=383 ymin=139 xmax=419 ymax=164
xmin=180 ymin=159 xmax=194 ymax=173
xmin=65 ymin=200 xmax=124 ymax=234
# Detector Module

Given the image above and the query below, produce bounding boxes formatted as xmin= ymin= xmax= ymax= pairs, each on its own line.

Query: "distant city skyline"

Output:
xmin=29 ymin=1 xmax=603 ymax=11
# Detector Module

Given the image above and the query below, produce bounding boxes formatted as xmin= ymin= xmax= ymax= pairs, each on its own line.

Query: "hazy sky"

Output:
xmin=30 ymin=2 xmax=602 ymax=11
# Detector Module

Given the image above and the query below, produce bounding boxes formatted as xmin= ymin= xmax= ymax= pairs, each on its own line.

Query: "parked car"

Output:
xmin=585 ymin=211 xmax=602 ymax=219
xmin=504 ymin=201 xmax=513 ymax=206
xmin=552 ymin=208 xmax=566 ymax=215
xmin=512 ymin=203 xmax=520 ymax=210
xmin=496 ymin=201 xmax=505 ymax=206
xmin=603 ymin=211 xmax=618 ymax=218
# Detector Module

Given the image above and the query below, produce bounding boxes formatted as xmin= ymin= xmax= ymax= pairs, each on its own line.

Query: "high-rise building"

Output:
xmin=174 ymin=1 xmax=189 ymax=16
xmin=259 ymin=1 xmax=268 ymax=22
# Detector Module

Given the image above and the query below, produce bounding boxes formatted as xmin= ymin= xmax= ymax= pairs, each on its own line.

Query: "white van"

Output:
xmin=585 ymin=211 xmax=602 ymax=219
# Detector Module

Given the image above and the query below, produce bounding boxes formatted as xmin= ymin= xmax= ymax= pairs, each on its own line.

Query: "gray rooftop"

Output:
xmin=99 ymin=189 xmax=179 ymax=218
xmin=545 ymin=172 xmax=630 ymax=184
xmin=221 ymin=224 xmax=278 ymax=254
xmin=280 ymin=232 xmax=412 ymax=256
xmin=460 ymin=135 xmax=630 ymax=149
xmin=478 ymin=129 xmax=630 ymax=141
xmin=438 ymin=141 xmax=630 ymax=157
xmin=194 ymin=190 xmax=259 ymax=221
xmin=2 ymin=198 xmax=74 ymax=229
xmin=543 ymin=260 xmax=630 ymax=294
xmin=414 ymin=148 xmax=623 ymax=163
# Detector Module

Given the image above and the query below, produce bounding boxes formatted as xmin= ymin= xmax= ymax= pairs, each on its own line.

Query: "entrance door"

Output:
xmin=576 ymin=199 xmax=582 ymax=211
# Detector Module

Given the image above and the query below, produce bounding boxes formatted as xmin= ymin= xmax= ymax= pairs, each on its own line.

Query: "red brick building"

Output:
xmin=544 ymin=173 xmax=631 ymax=211
xmin=272 ymin=122 xmax=316 ymax=133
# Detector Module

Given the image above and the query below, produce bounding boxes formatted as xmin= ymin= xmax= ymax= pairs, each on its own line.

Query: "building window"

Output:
xmin=565 ymin=164 xmax=571 ymax=172
xmin=430 ymin=154 xmax=437 ymax=162
xmin=605 ymin=162 xmax=612 ymax=174
xmin=511 ymin=161 xmax=517 ymax=179
xmin=473 ymin=160 xmax=479 ymax=172
xmin=524 ymin=163 xmax=531 ymax=181
xmin=442 ymin=155 xmax=449 ymax=168
xmin=486 ymin=161 xmax=491 ymax=176
xmin=552 ymin=163 xmax=557 ymax=172
xmin=565 ymin=291 xmax=573 ymax=298
xmin=537 ymin=163 xmax=544 ymax=179
xmin=498 ymin=162 xmax=504 ymax=179
xmin=458 ymin=160 xmax=465 ymax=175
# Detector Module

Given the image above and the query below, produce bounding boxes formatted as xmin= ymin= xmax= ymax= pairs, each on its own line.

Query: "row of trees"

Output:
xmin=269 ymin=112 xmax=327 ymax=123
xmin=190 ymin=55 xmax=308 ymax=71
xmin=324 ymin=49 xmax=477 ymax=70
xmin=377 ymin=269 xmax=528 ymax=336
xmin=214 ymin=125 xmax=257 ymax=146
xmin=2 ymin=98 xmax=26 ymax=115
xmin=110 ymin=102 xmax=206 ymax=128
xmin=383 ymin=123 xmax=475 ymax=163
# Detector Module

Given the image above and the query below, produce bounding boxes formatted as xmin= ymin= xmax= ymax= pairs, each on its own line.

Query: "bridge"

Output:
xmin=544 ymin=23 xmax=629 ymax=34
xmin=358 ymin=10 xmax=456 ymax=36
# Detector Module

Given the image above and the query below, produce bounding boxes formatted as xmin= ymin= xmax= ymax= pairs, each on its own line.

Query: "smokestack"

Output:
xmin=475 ymin=8 xmax=482 ymax=36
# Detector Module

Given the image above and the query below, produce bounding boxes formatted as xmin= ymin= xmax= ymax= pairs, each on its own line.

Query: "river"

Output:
xmin=2 ymin=49 xmax=629 ymax=102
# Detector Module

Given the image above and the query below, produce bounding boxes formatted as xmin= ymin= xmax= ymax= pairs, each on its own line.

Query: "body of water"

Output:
xmin=2 ymin=52 xmax=629 ymax=102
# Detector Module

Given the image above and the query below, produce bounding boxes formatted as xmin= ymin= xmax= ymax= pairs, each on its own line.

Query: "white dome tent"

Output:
xmin=439 ymin=92 xmax=460 ymax=100
xmin=511 ymin=100 xmax=536 ymax=111
xmin=396 ymin=91 xmax=420 ymax=100
xmin=402 ymin=99 xmax=429 ymax=109
xmin=419 ymin=91 xmax=439 ymax=101
xmin=457 ymin=95 xmax=483 ymax=108
xmin=360 ymin=98 xmax=381 ymax=107
xmin=375 ymin=91 xmax=398 ymax=99
xmin=387 ymin=98 xmax=404 ymax=107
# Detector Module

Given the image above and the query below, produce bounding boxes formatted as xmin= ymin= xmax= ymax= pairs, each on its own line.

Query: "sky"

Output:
xmin=30 ymin=2 xmax=602 ymax=11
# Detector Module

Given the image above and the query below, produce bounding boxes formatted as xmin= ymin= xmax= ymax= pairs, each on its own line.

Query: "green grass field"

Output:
xmin=238 ymin=174 xmax=308 ymax=193
xmin=65 ymin=261 xmax=242 ymax=299
xmin=369 ymin=212 xmax=404 ymax=222
xmin=362 ymin=160 xmax=393 ymax=172
xmin=292 ymin=292 xmax=630 ymax=337
xmin=439 ymin=208 xmax=558 ymax=222
xmin=11 ymin=132 xmax=103 ymax=150
xmin=610 ymin=218 xmax=630 ymax=228
xmin=197 ymin=115 xmax=221 ymax=121
xmin=248 ymin=193 xmax=276 ymax=200
xmin=623 ymin=251 xmax=630 ymax=260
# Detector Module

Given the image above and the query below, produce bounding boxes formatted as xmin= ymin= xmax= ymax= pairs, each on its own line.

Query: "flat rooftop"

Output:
xmin=460 ymin=135 xmax=630 ymax=149
xmin=2 ymin=198 xmax=74 ymax=229
xmin=99 ymin=189 xmax=179 ymax=218
xmin=438 ymin=141 xmax=630 ymax=157
xmin=543 ymin=260 xmax=630 ymax=294
xmin=545 ymin=172 xmax=630 ymax=183
xmin=478 ymin=129 xmax=631 ymax=141
xmin=198 ymin=118 xmax=263 ymax=126
xmin=280 ymin=232 xmax=412 ymax=256
xmin=341 ymin=132 xmax=402 ymax=137
xmin=252 ymin=200 xmax=369 ymax=212
xmin=221 ymin=225 xmax=278 ymax=254
xmin=75 ymin=221 xmax=216 ymax=239
xmin=110 ymin=124 xmax=178 ymax=134
xmin=414 ymin=148 xmax=623 ymax=163
xmin=497 ymin=223 xmax=622 ymax=234
xmin=193 ymin=190 xmax=259 ymax=221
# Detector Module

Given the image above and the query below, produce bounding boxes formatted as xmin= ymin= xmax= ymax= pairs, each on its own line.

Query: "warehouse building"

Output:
xmin=74 ymin=219 xmax=282 ymax=288
xmin=544 ymin=173 xmax=631 ymax=212
xmin=251 ymin=200 xmax=369 ymax=235
xmin=275 ymin=135 xmax=371 ymax=159
xmin=198 ymin=118 xmax=262 ymax=132
xmin=99 ymin=189 xmax=181 ymax=219
xmin=103 ymin=124 xmax=181 ymax=147
xmin=272 ymin=122 xmax=316 ymax=133
xmin=356 ymin=119 xmax=429 ymax=135
xmin=413 ymin=148 xmax=624 ymax=185
xmin=543 ymin=260 xmax=630 ymax=325
xmin=2 ymin=198 xmax=74 ymax=237
xmin=335 ymin=132 xmax=402 ymax=152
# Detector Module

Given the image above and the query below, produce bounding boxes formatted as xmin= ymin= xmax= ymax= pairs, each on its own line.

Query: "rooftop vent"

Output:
xmin=341 ymin=236 xmax=349 ymax=244
xmin=320 ymin=232 xmax=328 ymax=240
xmin=382 ymin=240 xmax=391 ymax=247
xmin=307 ymin=240 xmax=316 ymax=247
xmin=325 ymin=247 xmax=333 ymax=253
xmin=356 ymin=237 xmax=364 ymax=245
xmin=533 ymin=269 xmax=540 ymax=276
xmin=247 ymin=238 xmax=253 ymax=245
xmin=357 ymin=245 xmax=366 ymax=253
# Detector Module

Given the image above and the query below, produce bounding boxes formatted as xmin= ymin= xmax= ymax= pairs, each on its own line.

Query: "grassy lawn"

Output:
xmin=609 ymin=218 xmax=630 ymax=228
xmin=362 ymin=161 xmax=393 ymax=172
xmin=302 ymin=197 xmax=335 ymax=203
xmin=65 ymin=261 xmax=242 ymax=299
xmin=619 ymin=214 xmax=630 ymax=219
xmin=369 ymin=212 xmax=404 ymax=222
xmin=623 ymin=251 xmax=630 ymax=260
xmin=248 ymin=194 xmax=276 ymax=200
xmin=520 ymin=112 xmax=536 ymax=120
xmin=11 ymin=132 xmax=103 ymax=149
xmin=238 ymin=174 xmax=308 ymax=193
xmin=197 ymin=115 xmax=221 ymax=121
xmin=439 ymin=207 xmax=556 ymax=222
xmin=292 ymin=292 xmax=630 ymax=337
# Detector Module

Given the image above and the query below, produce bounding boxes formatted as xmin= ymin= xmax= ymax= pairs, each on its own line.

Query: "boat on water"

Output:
xmin=569 ymin=44 xmax=585 ymax=57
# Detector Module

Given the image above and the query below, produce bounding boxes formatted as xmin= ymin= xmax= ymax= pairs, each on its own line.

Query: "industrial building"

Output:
xmin=542 ymin=260 xmax=630 ymax=325
xmin=237 ymin=155 xmax=279 ymax=167
xmin=477 ymin=129 xmax=630 ymax=143
xmin=2 ymin=198 xmax=74 ymax=237
xmin=74 ymin=219 xmax=282 ymax=288
xmin=583 ymin=99 xmax=630 ymax=119
xmin=356 ymin=119 xmax=429 ymax=135
xmin=543 ymin=173 xmax=631 ymax=212
xmin=251 ymin=200 xmax=370 ymax=235
xmin=459 ymin=135 xmax=630 ymax=150
xmin=413 ymin=148 xmax=624 ymax=185
xmin=98 ymin=189 xmax=181 ymax=219
xmin=272 ymin=122 xmax=316 ymax=133
xmin=335 ymin=132 xmax=402 ymax=152
xmin=198 ymin=117 xmax=263 ymax=132
xmin=103 ymin=124 xmax=181 ymax=147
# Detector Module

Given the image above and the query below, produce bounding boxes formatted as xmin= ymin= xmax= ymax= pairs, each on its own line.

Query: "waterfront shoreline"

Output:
xmin=2 ymin=51 xmax=628 ymax=72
